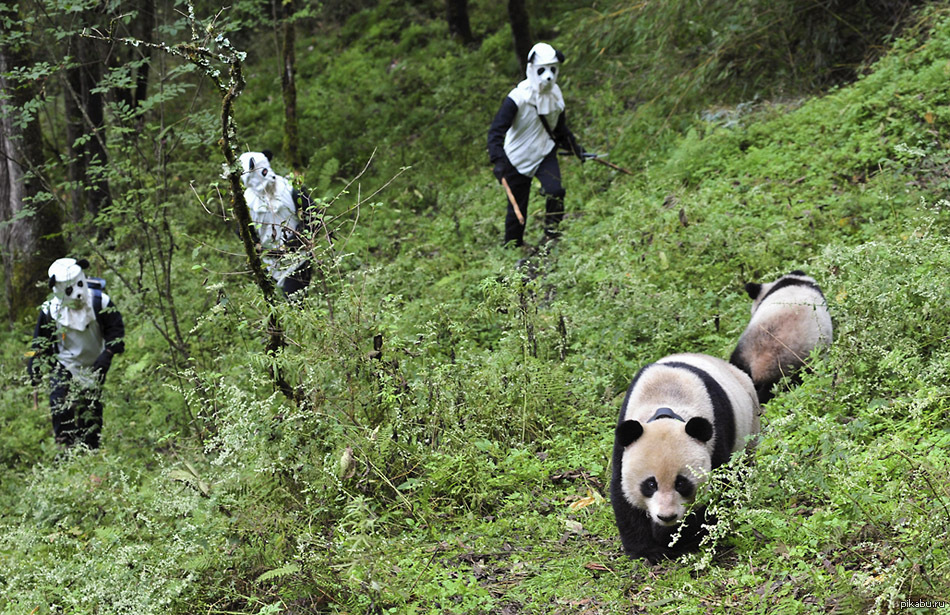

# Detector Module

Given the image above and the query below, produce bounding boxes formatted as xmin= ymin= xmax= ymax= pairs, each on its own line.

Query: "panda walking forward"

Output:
xmin=487 ymin=42 xmax=585 ymax=248
xmin=610 ymin=353 xmax=761 ymax=562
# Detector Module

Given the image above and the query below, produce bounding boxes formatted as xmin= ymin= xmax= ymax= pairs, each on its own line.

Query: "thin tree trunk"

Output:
xmin=508 ymin=0 xmax=532 ymax=71
xmin=109 ymin=0 xmax=154 ymax=113
xmin=133 ymin=0 xmax=155 ymax=109
xmin=0 ymin=26 xmax=66 ymax=322
xmin=278 ymin=0 xmax=302 ymax=173
xmin=446 ymin=0 xmax=474 ymax=44
xmin=64 ymin=27 xmax=110 ymax=223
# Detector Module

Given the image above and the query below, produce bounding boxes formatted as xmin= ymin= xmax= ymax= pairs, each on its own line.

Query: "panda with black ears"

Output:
xmin=730 ymin=270 xmax=833 ymax=404
xmin=610 ymin=353 xmax=761 ymax=562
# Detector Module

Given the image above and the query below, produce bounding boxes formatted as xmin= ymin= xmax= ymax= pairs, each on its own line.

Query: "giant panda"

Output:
xmin=610 ymin=353 xmax=761 ymax=562
xmin=729 ymin=270 xmax=833 ymax=404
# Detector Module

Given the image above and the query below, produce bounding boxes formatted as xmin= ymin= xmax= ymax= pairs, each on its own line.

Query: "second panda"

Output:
xmin=730 ymin=270 xmax=833 ymax=404
xmin=610 ymin=353 xmax=761 ymax=562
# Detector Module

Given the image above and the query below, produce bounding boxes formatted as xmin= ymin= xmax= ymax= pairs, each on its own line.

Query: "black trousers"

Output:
xmin=50 ymin=368 xmax=103 ymax=449
xmin=279 ymin=261 xmax=312 ymax=297
xmin=504 ymin=149 xmax=565 ymax=247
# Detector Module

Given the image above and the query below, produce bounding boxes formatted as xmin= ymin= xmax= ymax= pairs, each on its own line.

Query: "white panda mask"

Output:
xmin=525 ymin=42 xmax=565 ymax=115
xmin=240 ymin=151 xmax=277 ymax=197
xmin=49 ymin=258 xmax=87 ymax=308
xmin=47 ymin=257 xmax=96 ymax=330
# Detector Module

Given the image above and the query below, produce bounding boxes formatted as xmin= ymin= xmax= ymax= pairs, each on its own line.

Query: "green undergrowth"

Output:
xmin=3 ymin=0 xmax=950 ymax=613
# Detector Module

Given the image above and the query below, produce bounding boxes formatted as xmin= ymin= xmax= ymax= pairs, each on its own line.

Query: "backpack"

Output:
xmin=87 ymin=277 xmax=106 ymax=314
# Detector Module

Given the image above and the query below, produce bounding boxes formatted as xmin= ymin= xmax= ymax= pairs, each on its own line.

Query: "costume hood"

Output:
xmin=240 ymin=151 xmax=277 ymax=196
xmin=525 ymin=42 xmax=565 ymax=115
xmin=47 ymin=258 xmax=96 ymax=330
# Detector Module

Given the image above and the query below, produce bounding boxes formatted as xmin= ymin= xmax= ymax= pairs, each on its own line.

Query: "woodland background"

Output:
xmin=1 ymin=0 xmax=949 ymax=613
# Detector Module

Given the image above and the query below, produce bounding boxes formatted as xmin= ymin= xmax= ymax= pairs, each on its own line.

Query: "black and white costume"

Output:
xmin=28 ymin=258 xmax=125 ymax=449
xmin=488 ymin=43 xmax=585 ymax=246
xmin=239 ymin=150 xmax=313 ymax=296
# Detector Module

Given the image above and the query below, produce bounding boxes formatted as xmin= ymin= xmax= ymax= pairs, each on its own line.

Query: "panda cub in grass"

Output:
xmin=730 ymin=270 xmax=833 ymax=404
xmin=611 ymin=353 xmax=760 ymax=562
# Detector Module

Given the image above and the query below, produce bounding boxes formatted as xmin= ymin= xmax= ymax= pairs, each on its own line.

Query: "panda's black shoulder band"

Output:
xmin=760 ymin=276 xmax=823 ymax=303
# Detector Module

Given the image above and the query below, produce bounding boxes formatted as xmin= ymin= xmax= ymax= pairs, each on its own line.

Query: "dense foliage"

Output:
xmin=2 ymin=0 xmax=949 ymax=613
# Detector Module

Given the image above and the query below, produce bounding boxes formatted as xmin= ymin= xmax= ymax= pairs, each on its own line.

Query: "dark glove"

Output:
xmin=92 ymin=350 xmax=113 ymax=382
xmin=576 ymin=144 xmax=588 ymax=162
xmin=492 ymin=157 xmax=514 ymax=182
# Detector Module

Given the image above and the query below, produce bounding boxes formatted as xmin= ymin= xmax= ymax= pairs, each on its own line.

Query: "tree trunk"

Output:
xmin=64 ymin=26 xmax=110 ymax=223
xmin=507 ymin=0 xmax=532 ymax=71
xmin=0 ymin=27 xmax=66 ymax=323
xmin=278 ymin=0 xmax=302 ymax=173
xmin=446 ymin=0 xmax=474 ymax=44
xmin=133 ymin=0 xmax=155 ymax=109
xmin=109 ymin=0 xmax=154 ymax=113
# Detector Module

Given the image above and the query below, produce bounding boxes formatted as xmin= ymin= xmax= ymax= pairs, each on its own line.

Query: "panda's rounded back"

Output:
xmin=743 ymin=273 xmax=833 ymax=365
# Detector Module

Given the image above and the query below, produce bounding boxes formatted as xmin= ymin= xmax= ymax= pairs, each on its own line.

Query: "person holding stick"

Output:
xmin=487 ymin=42 xmax=585 ymax=248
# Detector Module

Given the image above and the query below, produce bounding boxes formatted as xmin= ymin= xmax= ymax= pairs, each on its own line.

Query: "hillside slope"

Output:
xmin=1 ymin=1 xmax=949 ymax=613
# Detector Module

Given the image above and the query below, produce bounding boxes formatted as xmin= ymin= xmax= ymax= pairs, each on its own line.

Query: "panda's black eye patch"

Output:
xmin=537 ymin=67 xmax=545 ymax=76
xmin=674 ymin=475 xmax=695 ymax=498
xmin=551 ymin=67 xmax=557 ymax=74
xmin=64 ymin=286 xmax=73 ymax=296
xmin=77 ymin=280 xmax=83 ymax=287
xmin=640 ymin=477 xmax=658 ymax=498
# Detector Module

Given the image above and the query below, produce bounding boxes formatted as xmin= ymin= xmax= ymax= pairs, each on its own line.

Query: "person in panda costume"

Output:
xmin=239 ymin=150 xmax=313 ymax=296
xmin=487 ymin=42 xmax=586 ymax=248
xmin=27 ymin=258 xmax=125 ymax=450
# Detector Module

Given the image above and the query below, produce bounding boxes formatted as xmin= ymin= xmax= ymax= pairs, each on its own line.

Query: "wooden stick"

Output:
xmin=565 ymin=151 xmax=637 ymax=176
xmin=589 ymin=155 xmax=635 ymax=176
xmin=500 ymin=176 xmax=525 ymax=225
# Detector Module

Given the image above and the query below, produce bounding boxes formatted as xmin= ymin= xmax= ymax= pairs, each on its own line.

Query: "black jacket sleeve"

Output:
xmin=487 ymin=97 xmax=518 ymax=164
xmin=98 ymin=302 xmax=125 ymax=355
xmin=552 ymin=111 xmax=584 ymax=160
